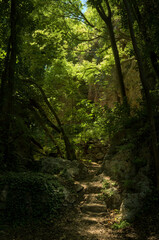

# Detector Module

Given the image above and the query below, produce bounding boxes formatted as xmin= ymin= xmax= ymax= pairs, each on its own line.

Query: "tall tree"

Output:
xmin=87 ymin=0 xmax=127 ymax=104
xmin=123 ymin=0 xmax=159 ymax=188
xmin=0 ymin=0 xmax=17 ymax=167
xmin=126 ymin=0 xmax=159 ymax=81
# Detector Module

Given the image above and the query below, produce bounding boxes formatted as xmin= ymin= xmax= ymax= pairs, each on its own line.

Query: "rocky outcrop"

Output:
xmin=102 ymin=138 xmax=152 ymax=222
xmin=39 ymin=157 xmax=88 ymax=205
xmin=40 ymin=157 xmax=88 ymax=180
xmin=120 ymin=166 xmax=152 ymax=222
xmin=88 ymin=58 xmax=142 ymax=108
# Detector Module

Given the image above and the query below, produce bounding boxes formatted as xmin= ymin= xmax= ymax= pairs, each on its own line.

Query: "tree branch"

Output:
xmin=104 ymin=0 xmax=112 ymax=18
xmin=24 ymin=79 xmax=76 ymax=160
xmin=73 ymin=34 xmax=103 ymax=42
xmin=29 ymin=98 xmax=61 ymax=133
xmin=30 ymin=106 xmax=62 ymax=157
xmin=96 ymin=4 xmax=109 ymax=24
xmin=68 ymin=0 xmax=95 ymax=28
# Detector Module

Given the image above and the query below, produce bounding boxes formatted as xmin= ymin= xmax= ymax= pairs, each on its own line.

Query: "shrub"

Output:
xmin=112 ymin=220 xmax=130 ymax=229
xmin=0 ymin=172 xmax=64 ymax=223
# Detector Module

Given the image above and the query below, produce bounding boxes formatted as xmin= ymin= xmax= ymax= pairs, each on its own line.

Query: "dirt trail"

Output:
xmin=1 ymin=161 xmax=125 ymax=240
xmin=2 ymin=161 xmax=159 ymax=240
xmin=51 ymin=161 xmax=159 ymax=240
xmin=52 ymin=161 xmax=129 ymax=240
xmin=60 ymin=162 xmax=110 ymax=240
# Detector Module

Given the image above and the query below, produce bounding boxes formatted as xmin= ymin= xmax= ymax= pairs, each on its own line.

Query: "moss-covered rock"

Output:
xmin=40 ymin=157 xmax=88 ymax=180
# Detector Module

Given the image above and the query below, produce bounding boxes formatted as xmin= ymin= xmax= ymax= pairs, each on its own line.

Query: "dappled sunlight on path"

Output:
xmin=2 ymin=161 xmax=159 ymax=240
xmin=51 ymin=161 xmax=135 ymax=240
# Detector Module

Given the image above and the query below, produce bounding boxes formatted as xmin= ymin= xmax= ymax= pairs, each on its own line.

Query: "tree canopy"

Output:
xmin=1 ymin=0 xmax=159 ymax=187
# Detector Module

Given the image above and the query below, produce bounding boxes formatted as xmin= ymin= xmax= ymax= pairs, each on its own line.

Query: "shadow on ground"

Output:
xmin=1 ymin=161 xmax=159 ymax=240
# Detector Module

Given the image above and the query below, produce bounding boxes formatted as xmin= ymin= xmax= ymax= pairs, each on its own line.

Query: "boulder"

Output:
xmin=105 ymin=190 xmax=121 ymax=209
xmin=40 ymin=157 xmax=71 ymax=174
xmin=103 ymin=140 xmax=152 ymax=222
xmin=120 ymin=193 xmax=141 ymax=222
xmin=135 ymin=167 xmax=151 ymax=194
xmin=66 ymin=167 xmax=79 ymax=179
xmin=103 ymin=149 xmax=136 ymax=181
xmin=63 ymin=188 xmax=76 ymax=204
xmin=120 ymin=167 xmax=152 ymax=222
xmin=74 ymin=183 xmax=84 ymax=193
xmin=40 ymin=158 xmax=88 ymax=180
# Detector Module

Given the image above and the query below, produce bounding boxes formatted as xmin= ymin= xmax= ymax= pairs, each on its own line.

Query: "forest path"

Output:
xmin=1 ymin=161 xmax=128 ymax=240
xmin=56 ymin=161 xmax=112 ymax=240
xmin=51 ymin=161 xmax=159 ymax=240
xmin=52 ymin=161 xmax=135 ymax=240
xmin=2 ymin=161 xmax=159 ymax=240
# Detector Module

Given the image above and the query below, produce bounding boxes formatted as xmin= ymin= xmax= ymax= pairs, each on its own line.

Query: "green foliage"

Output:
xmin=102 ymin=101 xmax=150 ymax=145
xmin=101 ymin=178 xmax=118 ymax=199
xmin=102 ymin=102 xmax=131 ymax=137
xmin=112 ymin=220 xmax=130 ymax=229
xmin=73 ymin=100 xmax=109 ymax=152
xmin=102 ymin=179 xmax=118 ymax=189
xmin=87 ymin=0 xmax=102 ymax=8
xmin=0 ymin=172 xmax=64 ymax=223
xmin=0 ymin=0 xmax=158 ymax=175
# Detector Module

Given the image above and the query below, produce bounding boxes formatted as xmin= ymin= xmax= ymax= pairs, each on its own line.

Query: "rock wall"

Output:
xmin=88 ymin=58 xmax=142 ymax=108
xmin=102 ymin=132 xmax=152 ymax=222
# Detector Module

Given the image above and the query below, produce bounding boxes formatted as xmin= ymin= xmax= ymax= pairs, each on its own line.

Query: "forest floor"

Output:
xmin=1 ymin=161 xmax=159 ymax=240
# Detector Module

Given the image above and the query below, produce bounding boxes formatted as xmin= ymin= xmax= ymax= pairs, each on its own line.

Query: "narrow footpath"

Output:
xmin=52 ymin=161 xmax=134 ymax=240
xmin=2 ymin=161 xmax=159 ymax=240
xmin=51 ymin=161 xmax=159 ymax=240
xmin=58 ymin=161 xmax=111 ymax=240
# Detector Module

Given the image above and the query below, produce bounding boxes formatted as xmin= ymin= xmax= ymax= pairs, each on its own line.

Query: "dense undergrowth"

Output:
xmin=0 ymin=172 xmax=64 ymax=223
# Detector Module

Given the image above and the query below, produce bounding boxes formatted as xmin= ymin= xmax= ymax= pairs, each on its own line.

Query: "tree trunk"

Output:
xmin=131 ymin=0 xmax=159 ymax=80
xmin=0 ymin=0 xmax=17 ymax=168
xmin=31 ymin=107 xmax=63 ymax=158
xmin=106 ymin=18 xmax=127 ymax=102
xmin=94 ymin=0 xmax=128 ymax=105
xmin=29 ymin=98 xmax=61 ymax=133
xmin=0 ymin=38 xmax=11 ymax=112
xmin=26 ymin=80 xmax=76 ymax=160
xmin=123 ymin=0 xmax=159 ymax=188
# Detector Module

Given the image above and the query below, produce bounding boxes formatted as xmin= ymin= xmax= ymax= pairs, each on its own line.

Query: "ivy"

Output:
xmin=0 ymin=172 xmax=64 ymax=222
